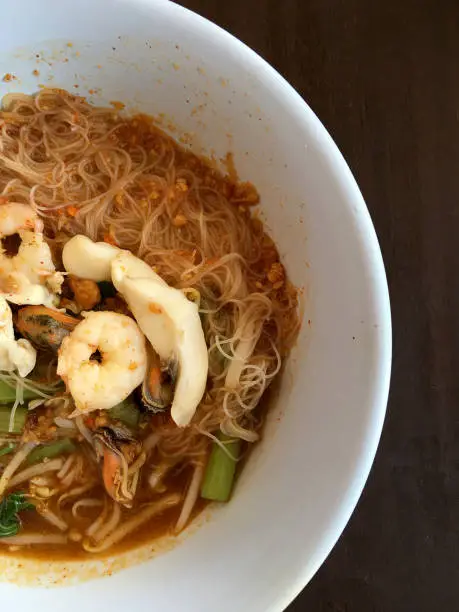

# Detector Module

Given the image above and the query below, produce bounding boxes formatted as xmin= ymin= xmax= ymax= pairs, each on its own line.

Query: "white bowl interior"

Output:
xmin=0 ymin=1 xmax=391 ymax=610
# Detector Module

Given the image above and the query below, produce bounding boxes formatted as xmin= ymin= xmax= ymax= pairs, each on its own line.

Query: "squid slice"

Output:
xmin=111 ymin=252 xmax=174 ymax=359
xmin=117 ymin=277 xmax=208 ymax=427
xmin=62 ymin=235 xmax=119 ymax=282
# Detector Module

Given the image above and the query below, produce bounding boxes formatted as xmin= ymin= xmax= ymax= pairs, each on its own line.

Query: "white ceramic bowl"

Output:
xmin=0 ymin=1 xmax=391 ymax=610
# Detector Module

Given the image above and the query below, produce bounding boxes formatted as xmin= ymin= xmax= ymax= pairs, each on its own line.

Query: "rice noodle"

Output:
xmin=57 ymin=455 xmax=75 ymax=480
xmin=225 ymin=321 xmax=259 ymax=388
xmin=0 ymin=533 xmax=68 ymax=546
xmin=0 ymin=442 xmax=35 ymax=497
xmin=59 ymin=455 xmax=83 ymax=489
xmin=85 ymin=500 xmax=109 ymax=537
xmin=75 ymin=416 xmax=93 ymax=446
xmin=83 ymin=494 xmax=180 ymax=553
xmin=93 ymin=501 xmax=121 ymax=542
xmin=117 ymin=452 xmax=132 ymax=502
xmin=8 ymin=378 xmax=22 ymax=433
xmin=28 ymin=399 xmax=46 ymax=411
xmin=148 ymin=461 xmax=175 ymax=491
xmin=71 ymin=498 xmax=103 ymax=519
xmin=36 ymin=506 xmax=68 ymax=531
xmin=54 ymin=416 xmax=77 ymax=430
xmin=58 ymin=482 xmax=96 ymax=507
xmin=59 ymin=467 xmax=77 ymax=490
xmin=127 ymin=451 xmax=146 ymax=475
xmin=45 ymin=396 xmax=71 ymax=411
xmin=221 ymin=417 xmax=259 ymax=443
xmin=8 ymin=457 xmax=64 ymax=489
xmin=1 ymin=93 xmax=34 ymax=111
xmin=2 ymin=369 xmax=64 ymax=433
xmin=129 ymin=468 xmax=141 ymax=499
xmin=143 ymin=432 xmax=160 ymax=454
xmin=0 ymin=371 xmax=62 ymax=401
xmin=30 ymin=475 xmax=55 ymax=487
xmin=175 ymin=463 xmax=204 ymax=533
xmin=29 ymin=485 xmax=60 ymax=499
xmin=194 ymin=426 xmax=240 ymax=460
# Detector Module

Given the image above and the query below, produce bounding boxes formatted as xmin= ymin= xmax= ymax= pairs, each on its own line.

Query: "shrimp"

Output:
xmin=0 ymin=296 xmax=36 ymax=377
xmin=0 ymin=202 xmax=41 ymax=235
xmin=57 ymin=311 xmax=147 ymax=414
xmin=62 ymin=236 xmax=209 ymax=427
xmin=0 ymin=202 xmax=63 ymax=307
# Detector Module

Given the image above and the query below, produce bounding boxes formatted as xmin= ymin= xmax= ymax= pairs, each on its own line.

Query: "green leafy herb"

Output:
xmin=0 ymin=492 xmax=34 ymax=537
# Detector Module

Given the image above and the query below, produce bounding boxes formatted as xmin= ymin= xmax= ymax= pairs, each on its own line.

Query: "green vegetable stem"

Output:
xmin=0 ymin=405 xmax=27 ymax=434
xmin=201 ymin=433 xmax=241 ymax=502
xmin=0 ymin=380 xmax=40 ymax=404
xmin=27 ymin=438 xmax=76 ymax=465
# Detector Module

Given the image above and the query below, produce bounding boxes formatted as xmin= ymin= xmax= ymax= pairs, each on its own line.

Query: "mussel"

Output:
xmin=140 ymin=348 xmax=178 ymax=413
xmin=93 ymin=425 xmax=145 ymax=507
xmin=16 ymin=306 xmax=79 ymax=352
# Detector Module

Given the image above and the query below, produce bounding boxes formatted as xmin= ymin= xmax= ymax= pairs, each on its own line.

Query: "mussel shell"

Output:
xmin=93 ymin=425 xmax=136 ymax=457
xmin=140 ymin=351 xmax=178 ymax=413
xmin=16 ymin=306 xmax=79 ymax=352
xmin=93 ymin=424 xmax=141 ymax=507
xmin=167 ymin=358 xmax=179 ymax=385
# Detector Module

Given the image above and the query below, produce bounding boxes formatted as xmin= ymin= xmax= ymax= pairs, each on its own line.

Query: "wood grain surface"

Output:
xmin=178 ymin=1 xmax=459 ymax=610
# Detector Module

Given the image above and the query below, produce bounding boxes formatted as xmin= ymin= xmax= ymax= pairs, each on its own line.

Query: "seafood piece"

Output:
xmin=112 ymin=252 xmax=207 ymax=426
xmin=16 ymin=306 xmax=79 ymax=352
xmin=63 ymin=237 xmax=173 ymax=350
xmin=0 ymin=203 xmax=63 ymax=307
xmin=62 ymin=237 xmax=209 ymax=426
xmin=62 ymin=234 xmax=162 ymax=284
xmin=0 ymin=297 xmax=36 ymax=376
xmin=111 ymin=252 xmax=175 ymax=359
xmin=68 ymin=276 xmax=101 ymax=310
xmin=62 ymin=235 xmax=119 ymax=282
xmin=93 ymin=425 xmax=144 ymax=506
xmin=141 ymin=348 xmax=176 ymax=412
xmin=112 ymin=251 xmax=207 ymax=426
xmin=114 ymin=273 xmax=208 ymax=427
xmin=0 ymin=202 xmax=39 ymax=236
xmin=62 ymin=234 xmax=159 ymax=283
xmin=111 ymin=250 xmax=166 ymax=286
xmin=57 ymin=311 xmax=147 ymax=414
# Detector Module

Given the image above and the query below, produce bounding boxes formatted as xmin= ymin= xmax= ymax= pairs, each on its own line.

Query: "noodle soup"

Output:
xmin=0 ymin=89 xmax=299 ymax=558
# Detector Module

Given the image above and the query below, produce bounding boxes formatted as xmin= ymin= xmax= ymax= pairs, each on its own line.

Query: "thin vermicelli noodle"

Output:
xmin=0 ymin=89 xmax=298 ymax=455
xmin=8 ymin=458 xmax=64 ymax=489
xmin=0 ymin=88 xmax=299 ymax=556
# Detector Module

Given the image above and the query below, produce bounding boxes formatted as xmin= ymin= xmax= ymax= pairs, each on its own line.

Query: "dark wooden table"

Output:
xmin=179 ymin=1 xmax=459 ymax=610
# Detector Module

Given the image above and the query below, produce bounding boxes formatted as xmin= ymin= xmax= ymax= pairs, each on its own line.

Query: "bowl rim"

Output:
xmin=161 ymin=0 xmax=392 ymax=608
